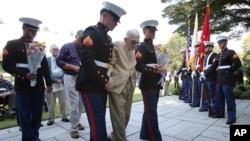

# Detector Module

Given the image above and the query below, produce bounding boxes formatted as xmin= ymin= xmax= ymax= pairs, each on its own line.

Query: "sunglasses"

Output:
xmin=129 ymin=40 xmax=139 ymax=45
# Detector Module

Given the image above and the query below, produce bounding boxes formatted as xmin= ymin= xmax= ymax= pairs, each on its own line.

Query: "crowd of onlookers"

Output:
xmin=0 ymin=72 xmax=16 ymax=118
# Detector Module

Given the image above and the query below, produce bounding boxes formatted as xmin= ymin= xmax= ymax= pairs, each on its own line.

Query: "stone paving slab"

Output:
xmin=0 ymin=95 xmax=249 ymax=141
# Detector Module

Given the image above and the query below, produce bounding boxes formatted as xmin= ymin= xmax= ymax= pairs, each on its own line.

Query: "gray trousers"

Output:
xmin=109 ymin=79 xmax=134 ymax=141
xmin=0 ymin=93 xmax=16 ymax=111
xmin=63 ymin=74 xmax=84 ymax=131
xmin=46 ymin=89 xmax=67 ymax=121
xmin=8 ymin=93 xmax=16 ymax=110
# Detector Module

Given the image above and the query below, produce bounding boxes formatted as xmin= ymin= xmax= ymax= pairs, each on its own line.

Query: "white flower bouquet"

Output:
xmin=155 ymin=44 xmax=170 ymax=87
xmin=26 ymin=41 xmax=46 ymax=87
xmin=155 ymin=44 xmax=170 ymax=68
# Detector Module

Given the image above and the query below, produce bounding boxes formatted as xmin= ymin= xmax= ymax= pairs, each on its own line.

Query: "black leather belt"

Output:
xmin=64 ymin=73 xmax=77 ymax=77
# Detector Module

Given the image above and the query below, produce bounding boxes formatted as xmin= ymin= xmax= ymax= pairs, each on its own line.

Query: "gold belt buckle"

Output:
xmin=106 ymin=64 xmax=110 ymax=69
xmin=216 ymin=65 xmax=220 ymax=70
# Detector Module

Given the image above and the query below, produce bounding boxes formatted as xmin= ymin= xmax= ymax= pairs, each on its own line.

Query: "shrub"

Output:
xmin=233 ymin=87 xmax=242 ymax=99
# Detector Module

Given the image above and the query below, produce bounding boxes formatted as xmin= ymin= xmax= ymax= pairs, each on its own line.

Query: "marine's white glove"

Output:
xmin=157 ymin=73 xmax=166 ymax=87
xmin=191 ymin=71 xmax=196 ymax=79
xmin=199 ymin=72 xmax=206 ymax=81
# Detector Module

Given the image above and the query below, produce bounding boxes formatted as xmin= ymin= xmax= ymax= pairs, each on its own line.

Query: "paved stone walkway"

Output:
xmin=0 ymin=95 xmax=250 ymax=141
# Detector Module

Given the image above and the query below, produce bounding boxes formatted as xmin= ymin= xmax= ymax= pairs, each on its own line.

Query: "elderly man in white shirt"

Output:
xmin=46 ymin=44 xmax=69 ymax=126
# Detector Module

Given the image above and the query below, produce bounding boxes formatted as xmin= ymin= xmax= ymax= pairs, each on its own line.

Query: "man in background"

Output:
xmin=46 ymin=44 xmax=69 ymax=126
xmin=176 ymin=49 xmax=189 ymax=101
xmin=164 ymin=72 xmax=172 ymax=96
xmin=56 ymin=30 xmax=84 ymax=139
xmin=0 ymin=72 xmax=16 ymax=116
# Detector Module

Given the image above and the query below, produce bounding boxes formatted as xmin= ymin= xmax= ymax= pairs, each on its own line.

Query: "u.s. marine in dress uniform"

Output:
xmin=190 ymin=41 xmax=202 ymax=108
xmin=202 ymin=41 xmax=218 ymax=117
xmin=2 ymin=17 xmax=52 ymax=141
xmin=135 ymin=19 xmax=166 ymax=141
xmin=176 ymin=49 xmax=190 ymax=101
xmin=201 ymin=35 xmax=242 ymax=124
xmin=75 ymin=1 xmax=126 ymax=141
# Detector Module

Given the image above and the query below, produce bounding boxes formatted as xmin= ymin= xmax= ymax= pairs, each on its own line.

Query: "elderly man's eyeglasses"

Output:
xmin=52 ymin=48 xmax=59 ymax=51
xmin=129 ymin=40 xmax=139 ymax=45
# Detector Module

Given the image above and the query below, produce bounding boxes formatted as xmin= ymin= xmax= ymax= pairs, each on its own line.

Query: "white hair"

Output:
xmin=126 ymin=29 xmax=140 ymax=38
xmin=50 ymin=44 xmax=58 ymax=50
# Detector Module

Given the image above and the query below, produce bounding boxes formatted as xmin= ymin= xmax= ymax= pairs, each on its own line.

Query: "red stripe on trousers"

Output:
xmin=83 ymin=92 xmax=98 ymax=141
xmin=142 ymin=90 xmax=155 ymax=141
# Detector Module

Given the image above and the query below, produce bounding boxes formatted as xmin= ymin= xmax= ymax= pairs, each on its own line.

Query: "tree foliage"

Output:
xmin=242 ymin=33 xmax=250 ymax=84
xmin=164 ymin=34 xmax=186 ymax=72
xmin=161 ymin=0 xmax=250 ymax=38
xmin=43 ymin=27 xmax=50 ymax=32
xmin=242 ymin=33 xmax=250 ymax=52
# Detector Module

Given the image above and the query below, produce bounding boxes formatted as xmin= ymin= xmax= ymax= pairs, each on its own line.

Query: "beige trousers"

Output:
xmin=109 ymin=79 xmax=134 ymax=141
xmin=46 ymin=89 xmax=67 ymax=121
xmin=63 ymin=74 xmax=84 ymax=131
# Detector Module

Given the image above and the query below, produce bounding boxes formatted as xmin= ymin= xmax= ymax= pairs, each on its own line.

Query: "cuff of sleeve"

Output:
xmin=13 ymin=72 xmax=27 ymax=80
xmin=96 ymin=70 xmax=109 ymax=83
xmin=143 ymin=66 xmax=157 ymax=73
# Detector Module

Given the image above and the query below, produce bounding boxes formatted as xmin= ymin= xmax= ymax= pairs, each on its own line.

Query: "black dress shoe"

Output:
xmin=211 ymin=115 xmax=225 ymax=118
xmin=61 ymin=118 xmax=70 ymax=122
xmin=47 ymin=121 xmax=54 ymax=126
xmin=226 ymin=120 xmax=236 ymax=124
xmin=140 ymin=137 xmax=149 ymax=140
xmin=199 ymin=108 xmax=208 ymax=112
xmin=140 ymin=135 xmax=150 ymax=140
xmin=208 ymin=113 xmax=215 ymax=117
xmin=140 ymin=134 xmax=150 ymax=140
xmin=19 ymin=126 xmax=22 ymax=131
xmin=190 ymin=104 xmax=199 ymax=107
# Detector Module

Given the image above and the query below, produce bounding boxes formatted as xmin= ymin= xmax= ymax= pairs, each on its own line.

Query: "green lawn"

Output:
xmin=0 ymin=83 xmax=176 ymax=129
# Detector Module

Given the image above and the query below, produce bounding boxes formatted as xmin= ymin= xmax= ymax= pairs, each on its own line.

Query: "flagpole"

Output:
xmin=191 ymin=13 xmax=198 ymax=106
xmin=186 ymin=18 xmax=191 ymax=68
xmin=199 ymin=3 xmax=210 ymax=109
